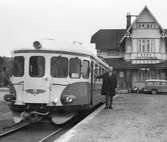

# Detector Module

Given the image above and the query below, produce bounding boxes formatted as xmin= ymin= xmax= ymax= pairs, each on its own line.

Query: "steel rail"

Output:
xmin=38 ymin=127 xmax=63 ymax=142
xmin=0 ymin=121 xmax=32 ymax=137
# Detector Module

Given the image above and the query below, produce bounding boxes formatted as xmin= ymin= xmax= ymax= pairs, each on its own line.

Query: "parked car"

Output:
xmin=144 ymin=79 xmax=167 ymax=95
xmin=131 ymin=87 xmax=144 ymax=93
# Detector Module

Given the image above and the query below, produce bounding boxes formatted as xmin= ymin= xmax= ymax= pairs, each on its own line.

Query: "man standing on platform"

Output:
xmin=96 ymin=66 xmax=117 ymax=109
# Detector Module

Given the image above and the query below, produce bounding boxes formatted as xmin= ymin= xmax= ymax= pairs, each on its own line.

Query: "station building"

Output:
xmin=91 ymin=6 xmax=167 ymax=91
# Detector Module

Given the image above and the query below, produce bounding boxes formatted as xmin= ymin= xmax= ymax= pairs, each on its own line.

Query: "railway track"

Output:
xmin=0 ymin=119 xmax=73 ymax=142
xmin=37 ymin=105 xmax=103 ymax=142
xmin=0 ymin=104 xmax=103 ymax=142
xmin=0 ymin=121 xmax=60 ymax=142
xmin=0 ymin=115 xmax=43 ymax=140
xmin=0 ymin=120 xmax=33 ymax=137
xmin=38 ymin=127 xmax=64 ymax=142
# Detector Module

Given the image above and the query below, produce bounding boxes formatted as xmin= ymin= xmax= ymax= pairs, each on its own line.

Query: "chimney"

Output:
xmin=126 ymin=12 xmax=131 ymax=29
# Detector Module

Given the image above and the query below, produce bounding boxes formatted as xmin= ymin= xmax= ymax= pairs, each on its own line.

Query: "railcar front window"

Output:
xmin=82 ymin=60 xmax=90 ymax=79
xmin=70 ymin=58 xmax=81 ymax=78
xmin=29 ymin=56 xmax=45 ymax=77
xmin=13 ymin=56 xmax=24 ymax=77
xmin=51 ymin=57 xmax=68 ymax=78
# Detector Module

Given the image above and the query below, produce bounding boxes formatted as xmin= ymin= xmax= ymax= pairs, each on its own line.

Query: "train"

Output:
xmin=4 ymin=40 xmax=109 ymax=124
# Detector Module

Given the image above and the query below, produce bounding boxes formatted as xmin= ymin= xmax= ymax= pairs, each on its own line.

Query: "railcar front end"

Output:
xmin=4 ymin=41 xmax=109 ymax=124
xmin=5 ymin=49 xmax=92 ymax=124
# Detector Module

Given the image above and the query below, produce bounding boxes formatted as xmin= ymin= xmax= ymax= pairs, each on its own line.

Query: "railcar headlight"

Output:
xmin=62 ymin=95 xmax=76 ymax=103
xmin=33 ymin=41 xmax=42 ymax=49
xmin=52 ymin=98 xmax=58 ymax=105
xmin=66 ymin=96 xmax=73 ymax=103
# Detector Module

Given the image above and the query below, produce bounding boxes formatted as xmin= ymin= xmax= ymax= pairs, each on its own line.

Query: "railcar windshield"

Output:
xmin=51 ymin=56 xmax=68 ymax=78
xmin=29 ymin=56 xmax=45 ymax=77
xmin=13 ymin=56 xmax=24 ymax=77
xmin=70 ymin=57 xmax=81 ymax=78
xmin=82 ymin=60 xmax=90 ymax=79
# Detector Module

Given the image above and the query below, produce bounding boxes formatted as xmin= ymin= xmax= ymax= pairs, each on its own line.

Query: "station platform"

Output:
xmin=56 ymin=93 xmax=167 ymax=142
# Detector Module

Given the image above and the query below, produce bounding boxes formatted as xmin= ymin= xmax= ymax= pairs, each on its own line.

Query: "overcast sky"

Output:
xmin=0 ymin=0 xmax=167 ymax=56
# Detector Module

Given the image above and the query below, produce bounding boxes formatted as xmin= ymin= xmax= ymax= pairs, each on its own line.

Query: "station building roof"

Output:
xmin=91 ymin=29 xmax=167 ymax=50
xmin=90 ymin=29 xmax=126 ymax=50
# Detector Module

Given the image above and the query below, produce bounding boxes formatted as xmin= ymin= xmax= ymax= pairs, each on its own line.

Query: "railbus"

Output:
xmin=4 ymin=40 xmax=109 ymax=124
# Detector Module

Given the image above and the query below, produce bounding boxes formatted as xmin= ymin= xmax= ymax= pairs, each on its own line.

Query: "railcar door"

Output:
xmin=23 ymin=56 xmax=50 ymax=104
xmin=50 ymin=56 xmax=69 ymax=106
xmin=90 ymin=61 xmax=94 ymax=105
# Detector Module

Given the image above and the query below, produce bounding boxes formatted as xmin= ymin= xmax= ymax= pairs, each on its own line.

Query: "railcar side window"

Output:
xmin=29 ymin=56 xmax=45 ymax=77
xmin=102 ymin=68 xmax=105 ymax=74
xmin=70 ymin=58 xmax=81 ymax=78
xmin=82 ymin=60 xmax=90 ymax=79
xmin=99 ymin=67 xmax=102 ymax=82
xmin=94 ymin=64 xmax=98 ymax=76
xmin=51 ymin=57 xmax=68 ymax=78
xmin=99 ymin=67 xmax=102 ymax=76
xmin=13 ymin=56 xmax=24 ymax=77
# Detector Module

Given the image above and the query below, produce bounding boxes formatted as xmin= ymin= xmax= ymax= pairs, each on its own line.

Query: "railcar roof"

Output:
xmin=13 ymin=41 xmax=94 ymax=55
xmin=13 ymin=40 xmax=109 ymax=67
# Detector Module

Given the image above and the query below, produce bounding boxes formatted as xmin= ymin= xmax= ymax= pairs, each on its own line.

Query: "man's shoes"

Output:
xmin=109 ymin=106 xmax=113 ymax=109
xmin=104 ymin=106 xmax=108 ymax=109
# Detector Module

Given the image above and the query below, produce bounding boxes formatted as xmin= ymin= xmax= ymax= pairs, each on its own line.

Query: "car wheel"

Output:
xmin=151 ymin=90 xmax=157 ymax=95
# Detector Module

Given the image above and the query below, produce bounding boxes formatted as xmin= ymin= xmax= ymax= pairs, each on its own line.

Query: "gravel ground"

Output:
xmin=0 ymin=101 xmax=13 ymax=130
xmin=63 ymin=94 xmax=167 ymax=142
xmin=0 ymin=88 xmax=14 ymax=130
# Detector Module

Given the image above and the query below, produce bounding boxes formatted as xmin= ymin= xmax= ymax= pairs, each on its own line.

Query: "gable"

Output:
xmin=127 ymin=6 xmax=162 ymax=32
xmin=136 ymin=8 xmax=156 ymax=23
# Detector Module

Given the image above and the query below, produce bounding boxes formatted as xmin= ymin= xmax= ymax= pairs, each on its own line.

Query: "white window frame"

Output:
xmin=137 ymin=39 xmax=155 ymax=53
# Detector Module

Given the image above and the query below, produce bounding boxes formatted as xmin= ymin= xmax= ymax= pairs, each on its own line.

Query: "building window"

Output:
xmin=137 ymin=70 xmax=160 ymax=81
xmin=137 ymin=39 xmax=155 ymax=53
xmin=142 ymin=40 xmax=145 ymax=52
xmin=136 ymin=23 xmax=157 ymax=29
xmin=138 ymin=40 xmax=142 ymax=52
xmin=146 ymin=40 xmax=150 ymax=52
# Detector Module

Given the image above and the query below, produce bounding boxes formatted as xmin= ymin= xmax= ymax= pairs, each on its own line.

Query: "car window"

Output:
xmin=160 ymin=82 xmax=167 ymax=85
xmin=146 ymin=82 xmax=153 ymax=86
xmin=154 ymin=82 xmax=160 ymax=86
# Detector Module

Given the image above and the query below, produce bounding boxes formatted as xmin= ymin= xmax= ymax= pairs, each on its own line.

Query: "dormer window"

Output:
xmin=135 ymin=23 xmax=157 ymax=29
